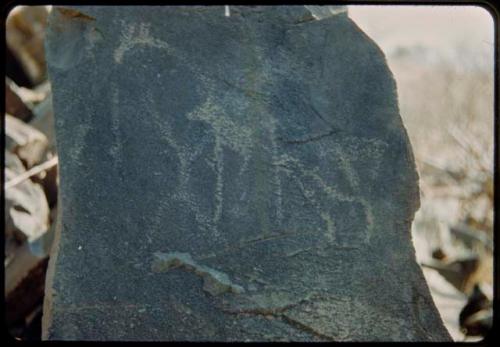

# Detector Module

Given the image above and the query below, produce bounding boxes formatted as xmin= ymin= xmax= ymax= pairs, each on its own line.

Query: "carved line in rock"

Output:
xmin=145 ymin=89 xmax=215 ymax=238
xmin=110 ymin=17 xmax=294 ymax=239
xmin=54 ymin=98 xmax=93 ymax=200
xmin=186 ymin=94 xmax=253 ymax=237
xmin=110 ymin=82 xmax=124 ymax=177
xmin=112 ymin=19 xmax=258 ymax=239
xmin=239 ymin=22 xmax=283 ymax=233
xmin=110 ymin=16 xmax=376 ymax=247
xmin=274 ymin=152 xmax=373 ymax=246
xmin=114 ymin=22 xmax=172 ymax=64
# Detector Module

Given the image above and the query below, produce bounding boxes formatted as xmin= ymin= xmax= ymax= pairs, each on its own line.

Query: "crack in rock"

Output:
xmin=151 ymin=252 xmax=245 ymax=296
xmin=281 ymin=313 xmax=335 ymax=340
xmin=222 ymin=293 xmax=313 ymax=316
xmin=221 ymin=291 xmax=334 ymax=340
xmin=278 ymin=128 xmax=339 ymax=145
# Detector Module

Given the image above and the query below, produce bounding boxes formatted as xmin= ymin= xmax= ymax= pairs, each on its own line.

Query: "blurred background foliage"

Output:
xmin=4 ymin=5 xmax=494 ymax=341
xmin=350 ymin=5 xmax=494 ymax=341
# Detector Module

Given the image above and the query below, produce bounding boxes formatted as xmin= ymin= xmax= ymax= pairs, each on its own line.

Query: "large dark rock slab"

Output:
xmin=42 ymin=6 xmax=451 ymax=341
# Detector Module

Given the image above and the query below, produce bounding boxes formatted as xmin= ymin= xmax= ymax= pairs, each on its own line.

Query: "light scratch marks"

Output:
xmin=268 ymin=117 xmax=283 ymax=225
xmin=276 ymin=151 xmax=374 ymax=245
xmin=114 ymin=22 xmax=172 ymax=64
xmin=320 ymin=212 xmax=336 ymax=243
xmin=187 ymin=95 xmax=255 ymax=236
xmin=109 ymin=84 xmax=123 ymax=171
xmin=213 ymin=136 xmax=223 ymax=236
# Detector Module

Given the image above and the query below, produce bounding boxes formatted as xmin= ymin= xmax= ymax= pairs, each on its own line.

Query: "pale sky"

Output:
xmin=348 ymin=5 xmax=494 ymax=69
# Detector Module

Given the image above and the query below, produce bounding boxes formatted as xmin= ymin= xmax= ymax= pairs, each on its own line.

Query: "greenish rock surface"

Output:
xmin=42 ymin=6 xmax=451 ymax=341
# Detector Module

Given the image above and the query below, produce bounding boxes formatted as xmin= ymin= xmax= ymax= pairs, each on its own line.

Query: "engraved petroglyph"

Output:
xmin=268 ymin=116 xmax=283 ymax=224
xmin=331 ymin=146 xmax=359 ymax=190
xmin=109 ymin=84 xmax=123 ymax=172
xmin=67 ymin=125 xmax=91 ymax=162
xmin=274 ymin=150 xmax=373 ymax=245
xmin=330 ymin=145 xmax=374 ymax=242
xmin=186 ymin=95 xmax=254 ymax=157
xmin=186 ymin=94 xmax=255 ymax=235
xmin=320 ymin=212 xmax=336 ymax=243
xmin=144 ymin=90 xmax=214 ymax=235
xmin=110 ymin=19 xmax=378 ymax=244
xmin=44 ymin=6 xmax=449 ymax=341
xmin=213 ymin=136 xmax=223 ymax=234
xmin=114 ymin=22 xmax=172 ymax=64
xmin=146 ymin=90 xmax=189 ymax=190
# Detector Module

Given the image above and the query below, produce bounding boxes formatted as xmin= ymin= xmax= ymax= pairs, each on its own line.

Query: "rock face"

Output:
xmin=43 ymin=6 xmax=451 ymax=341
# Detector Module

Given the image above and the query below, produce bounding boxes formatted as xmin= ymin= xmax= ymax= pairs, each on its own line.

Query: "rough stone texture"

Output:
xmin=43 ymin=6 xmax=451 ymax=341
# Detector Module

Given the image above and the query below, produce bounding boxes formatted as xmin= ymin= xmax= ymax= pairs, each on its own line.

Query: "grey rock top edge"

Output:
xmin=43 ymin=5 xmax=451 ymax=341
xmin=304 ymin=5 xmax=348 ymax=19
